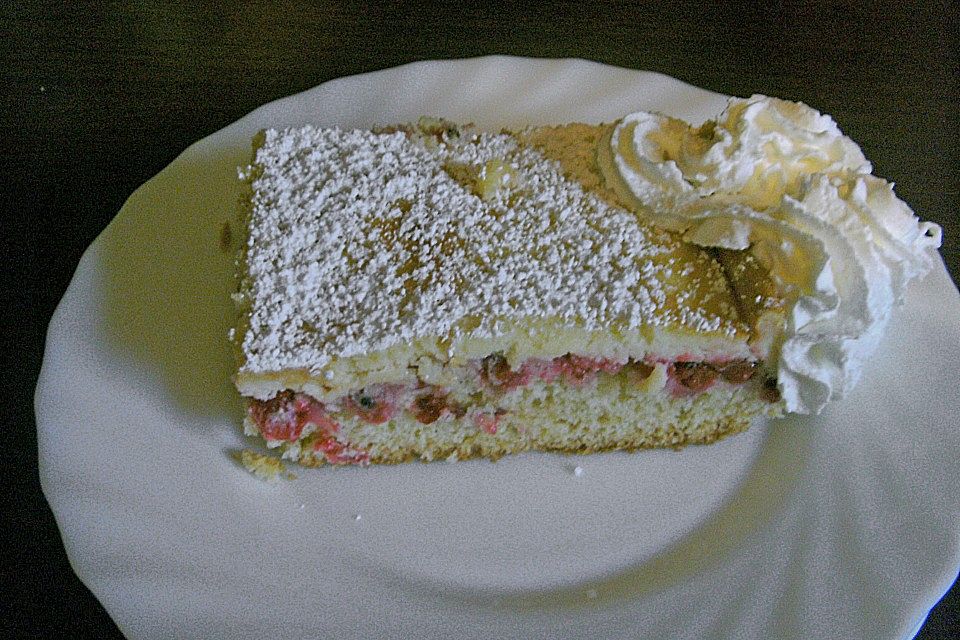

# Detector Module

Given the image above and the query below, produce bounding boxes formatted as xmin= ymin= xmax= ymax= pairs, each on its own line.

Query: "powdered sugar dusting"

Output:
xmin=238 ymin=125 xmax=738 ymax=374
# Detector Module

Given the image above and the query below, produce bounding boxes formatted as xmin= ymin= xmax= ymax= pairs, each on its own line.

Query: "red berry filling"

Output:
xmin=412 ymin=390 xmax=450 ymax=424
xmin=554 ymin=354 xmax=624 ymax=386
xmin=344 ymin=385 xmax=403 ymax=424
xmin=473 ymin=411 xmax=503 ymax=435
xmin=481 ymin=353 xmax=534 ymax=390
xmin=666 ymin=359 xmax=760 ymax=395
xmin=248 ymin=354 xmax=771 ymax=458
xmin=249 ymin=391 xmax=370 ymax=465
xmin=480 ymin=353 xmax=626 ymax=390
xmin=248 ymin=390 xmax=338 ymax=442
xmin=312 ymin=437 xmax=370 ymax=466
xmin=718 ymin=360 xmax=758 ymax=383
xmin=670 ymin=362 xmax=720 ymax=392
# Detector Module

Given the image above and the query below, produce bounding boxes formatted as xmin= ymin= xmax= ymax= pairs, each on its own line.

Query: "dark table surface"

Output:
xmin=5 ymin=1 xmax=958 ymax=638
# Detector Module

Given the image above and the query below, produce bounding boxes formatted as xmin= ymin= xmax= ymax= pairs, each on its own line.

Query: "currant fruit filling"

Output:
xmin=248 ymin=352 xmax=777 ymax=465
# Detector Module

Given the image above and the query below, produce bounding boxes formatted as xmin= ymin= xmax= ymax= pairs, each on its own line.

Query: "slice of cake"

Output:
xmin=231 ymin=97 xmax=941 ymax=467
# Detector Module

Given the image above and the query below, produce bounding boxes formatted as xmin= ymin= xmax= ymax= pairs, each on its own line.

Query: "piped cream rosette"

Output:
xmin=599 ymin=95 xmax=942 ymax=413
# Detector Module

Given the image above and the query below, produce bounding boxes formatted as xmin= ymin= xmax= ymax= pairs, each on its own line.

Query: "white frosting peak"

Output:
xmin=601 ymin=95 xmax=943 ymax=413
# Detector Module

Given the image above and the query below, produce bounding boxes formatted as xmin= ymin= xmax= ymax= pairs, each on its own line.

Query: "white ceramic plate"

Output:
xmin=37 ymin=57 xmax=960 ymax=640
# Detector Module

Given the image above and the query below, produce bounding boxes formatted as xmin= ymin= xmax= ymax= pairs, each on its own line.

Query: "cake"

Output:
xmin=230 ymin=97 xmax=942 ymax=467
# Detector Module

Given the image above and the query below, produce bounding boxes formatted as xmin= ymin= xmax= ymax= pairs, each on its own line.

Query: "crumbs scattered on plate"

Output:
xmin=234 ymin=449 xmax=296 ymax=481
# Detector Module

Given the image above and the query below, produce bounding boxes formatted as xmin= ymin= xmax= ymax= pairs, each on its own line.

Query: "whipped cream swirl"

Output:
xmin=599 ymin=95 xmax=943 ymax=413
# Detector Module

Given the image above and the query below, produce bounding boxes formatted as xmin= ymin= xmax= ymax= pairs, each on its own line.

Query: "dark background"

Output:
xmin=4 ymin=1 xmax=957 ymax=638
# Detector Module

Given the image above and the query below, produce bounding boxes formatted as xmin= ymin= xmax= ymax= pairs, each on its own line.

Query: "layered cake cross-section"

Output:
xmin=231 ymin=97 xmax=941 ymax=467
